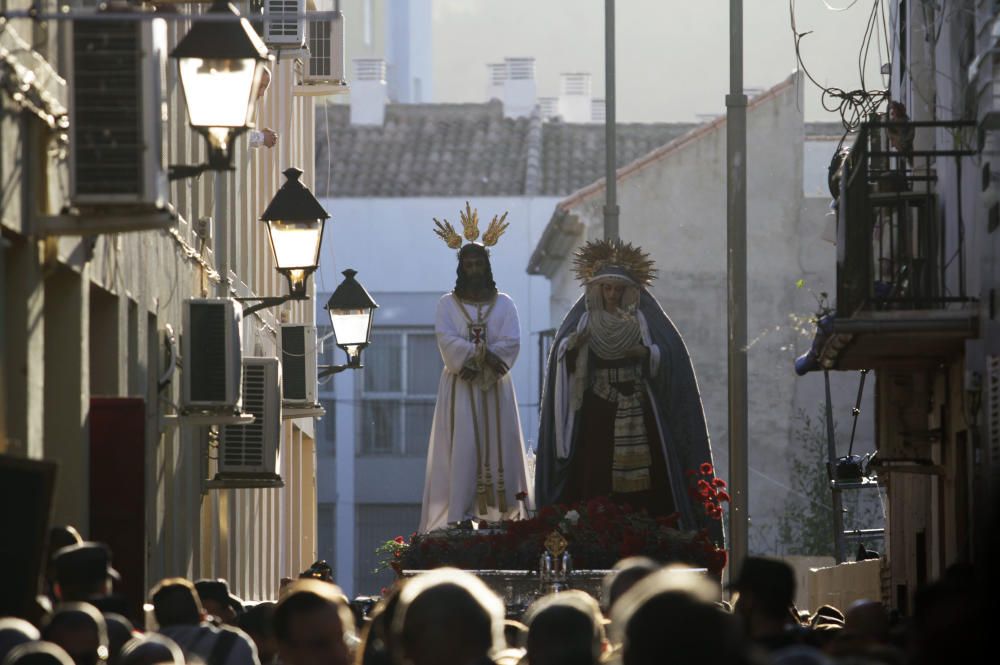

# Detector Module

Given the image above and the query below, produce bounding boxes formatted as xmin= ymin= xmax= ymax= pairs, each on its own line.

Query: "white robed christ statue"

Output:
xmin=419 ymin=207 xmax=532 ymax=532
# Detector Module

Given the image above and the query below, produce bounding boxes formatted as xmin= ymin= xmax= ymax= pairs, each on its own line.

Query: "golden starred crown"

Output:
xmin=572 ymin=239 xmax=657 ymax=286
xmin=433 ymin=202 xmax=509 ymax=251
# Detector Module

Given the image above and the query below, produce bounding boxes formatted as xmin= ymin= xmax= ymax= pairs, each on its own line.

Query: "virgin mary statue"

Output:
xmin=535 ymin=240 xmax=722 ymax=541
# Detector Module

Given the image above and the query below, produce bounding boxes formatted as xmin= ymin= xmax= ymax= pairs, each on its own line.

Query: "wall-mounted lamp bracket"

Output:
xmin=235 ymin=294 xmax=309 ymax=316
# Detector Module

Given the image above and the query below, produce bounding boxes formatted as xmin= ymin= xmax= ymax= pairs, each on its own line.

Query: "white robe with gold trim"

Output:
xmin=419 ymin=293 xmax=531 ymax=532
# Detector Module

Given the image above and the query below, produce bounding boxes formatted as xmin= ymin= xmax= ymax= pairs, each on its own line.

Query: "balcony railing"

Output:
xmin=836 ymin=119 xmax=977 ymax=318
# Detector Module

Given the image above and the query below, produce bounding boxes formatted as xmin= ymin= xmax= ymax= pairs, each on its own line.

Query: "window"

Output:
xmin=359 ymin=330 xmax=442 ymax=456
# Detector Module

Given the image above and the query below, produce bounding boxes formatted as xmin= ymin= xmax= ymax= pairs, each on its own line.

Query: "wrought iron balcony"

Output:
xmin=836 ymin=119 xmax=976 ymax=315
xmin=798 ymin=118 xmax=979 ymax=373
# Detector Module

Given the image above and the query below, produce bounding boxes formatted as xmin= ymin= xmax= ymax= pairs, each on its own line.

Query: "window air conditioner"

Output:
xmin=280 ymin=324 xmax=317 ymax=406
xmin=182 ymin=299 xmax=244 ymax=412
xmin=302 ymin=11 xmax=347 ymax=91
xmin=67 ymin=13 xmax=167 ymax=210
xmin=264 ymin=0 xmax=305 ymax=48
xmin=216 ymin=357 xmax=283 ymax=485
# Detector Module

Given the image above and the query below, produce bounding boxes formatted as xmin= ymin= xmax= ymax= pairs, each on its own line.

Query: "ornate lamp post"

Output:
xmin=322 ymin=269 xmax=378 ymax=374
xmin=169 ymin=0 xmax=270 ymax=178
xmin=260 ymin=168 xmax=329 ymax=298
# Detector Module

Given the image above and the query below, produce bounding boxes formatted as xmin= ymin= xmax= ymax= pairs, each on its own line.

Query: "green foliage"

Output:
xmin=776 ymin=409 xmax=836 ymax=556
xmin=775 ymin=408 xmax=884 ymax=558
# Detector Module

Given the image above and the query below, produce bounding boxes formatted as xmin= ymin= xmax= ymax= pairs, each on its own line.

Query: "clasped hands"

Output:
xmin=459 ymin=349 xmax=509 ymax=381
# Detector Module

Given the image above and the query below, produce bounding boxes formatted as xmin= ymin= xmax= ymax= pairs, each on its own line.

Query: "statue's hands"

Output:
xmin=572 ymin=328 xmax=590 ymax=349
xmin=459 ymin=366 xmax=479 ymax=381
xmin=485 ymin=351 xmax=509 ymax=377
xmin=625 ymin=344 xmax=650 ymax=360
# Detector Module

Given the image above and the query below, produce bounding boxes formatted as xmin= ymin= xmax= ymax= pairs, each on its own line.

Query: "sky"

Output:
xmin=431 ymin=0 xmax=890 ymax=123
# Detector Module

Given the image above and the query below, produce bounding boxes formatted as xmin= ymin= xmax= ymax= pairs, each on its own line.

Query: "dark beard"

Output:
xmin=455 ymin=273 xmax=494 ymax=300
xmin=463 ymin=274 xmax=489 ymax=291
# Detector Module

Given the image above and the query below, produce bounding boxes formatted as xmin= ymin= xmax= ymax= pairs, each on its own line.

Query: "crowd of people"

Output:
xmin=0 ymin=525 xmax=987 ymax=665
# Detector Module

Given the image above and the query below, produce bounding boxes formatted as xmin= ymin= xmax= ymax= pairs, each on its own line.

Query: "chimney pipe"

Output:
xmin=502 ymin=57 xmax=536 ymax=119
xmin=558 ymin=72 xmax=592 ymax=123
xmin=350 ymin=58 xmax=387 ymax=126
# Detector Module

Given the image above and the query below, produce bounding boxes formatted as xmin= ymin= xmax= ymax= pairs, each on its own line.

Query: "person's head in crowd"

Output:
xmin=0 ymin=618 xmax=41 ymax=663
xmin=392 ymin=568 xmax=504 ymax=665
xmin=803 ymin=623 xmax=841 ymax=652
xmin=274 ymin=579 xmax=355 ymax=665
xmin=118 ymin=635 xmax=185 ymax=665
xmin=611 ymin=565 xmax=746 ymax=665
xmin=842 ymin=600 xmax=890 ymax=646
xmin=28 ymin=595 xmax=54 ymax=631
xmin=809 ymin=605 xmax=844 ymax=629
xmin=52 ymin=543 xmax=119 ymax=603
xmin=298 ymin=562 xmax=334 ymax=585
xmin=194 ymin=580 xmax=239 ymax=626
xmin=502 ymin=620 xmax=527 ymax=651
xmin=41 ymin=603 xmax=110 ymax=665
xmin=102 ymin=615 xmax=135 ymax=665
xmin=524 ymin=591 xmax=606 ymax=665
xmin=149 ymin=578 xmax=205 ymax=628
xmin=729 ymin=557 xmax=797 ymax=645
xmin=239 ymin=602 xmax=278 ymax=665
xmin=356 ymin=584 xmax=404 ymax=665
xmin=46 ymin=527 xmax=84 ymax=596
xmin=3 ymin=641 xmax=76 ymax=665
xmin=601 ymin=557 xmax=660 ymax=614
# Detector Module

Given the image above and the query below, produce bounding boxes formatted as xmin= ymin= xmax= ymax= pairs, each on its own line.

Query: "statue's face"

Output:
xmin=460 ymin=253 xmax=488 ymax=279
xmin=601 ymin=282 xmax=624 ymax=308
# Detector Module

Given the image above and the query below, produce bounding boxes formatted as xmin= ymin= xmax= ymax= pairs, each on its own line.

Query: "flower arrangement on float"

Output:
xmin=377 ymin=465 xmax=729 ymax=577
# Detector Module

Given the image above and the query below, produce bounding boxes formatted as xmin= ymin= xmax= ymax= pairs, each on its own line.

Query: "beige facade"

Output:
xmin=1 ymin=2 xmax=319 ymax=600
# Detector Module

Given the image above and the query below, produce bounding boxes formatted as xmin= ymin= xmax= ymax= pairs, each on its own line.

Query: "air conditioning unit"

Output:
xmin=67 ymin=13 xmax=167 ymax=210
xmin=301 ymin=10 xmax=347 ymax=92
xmin=264 ymin=0 xmax=305 ymax=48
xmin=216 ymin=357 xmax=283 ymax=485
xmin=280 ymin=324 xmax=317 ymax=405
xmin=182 ymin=299 xmax=244 ymax=412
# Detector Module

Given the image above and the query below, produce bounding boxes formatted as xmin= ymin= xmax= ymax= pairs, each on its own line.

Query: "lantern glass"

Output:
xmin=328 ymin=308 xmax=373 ymax=349
xmin=267 ymin=220 xmax=323 ymax=271
xmin=178 ymin=57 xmax=262 ymax=130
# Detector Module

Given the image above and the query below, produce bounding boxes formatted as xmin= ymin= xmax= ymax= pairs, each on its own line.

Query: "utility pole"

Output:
xmin=603 ymin=0 xmax=619 ymax=241
xmin=726 ymin=0 xmax=749 ymax=583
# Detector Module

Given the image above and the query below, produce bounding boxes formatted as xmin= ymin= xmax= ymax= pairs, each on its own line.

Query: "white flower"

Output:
xmin=564 ymin=509 xmax=580 ymax=526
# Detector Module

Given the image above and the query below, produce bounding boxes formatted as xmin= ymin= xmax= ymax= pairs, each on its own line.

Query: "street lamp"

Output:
xmin=169 ymin=0 xmax=270 ymax=178
xmin=260 ymin=167 xmax=330 ymax=298
xmin=322 ymin=269 xmax=378 ymax=375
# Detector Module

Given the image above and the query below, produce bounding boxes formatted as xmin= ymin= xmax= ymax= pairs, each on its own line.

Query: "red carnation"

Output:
xmin=700 ymin=462 xmax=714 ymax=475
xmin=717 ymin=491 xmax=731 ymax=503
xmin=712 ymin=478 xmax=727 ymax=488
xmin=394 ymin=536 xmax=405 ymax=544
